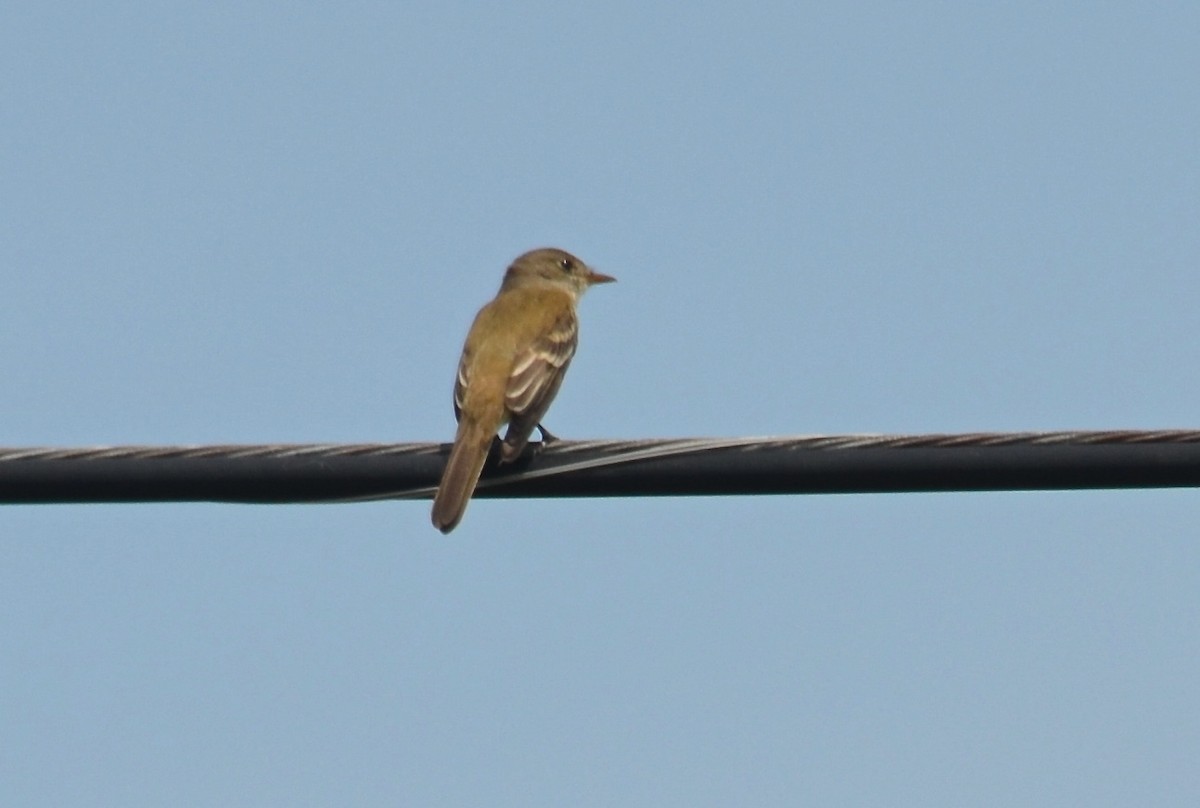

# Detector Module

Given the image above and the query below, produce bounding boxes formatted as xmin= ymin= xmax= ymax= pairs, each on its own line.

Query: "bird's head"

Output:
xmin=501 ymin=248 xmax=615 ymax=298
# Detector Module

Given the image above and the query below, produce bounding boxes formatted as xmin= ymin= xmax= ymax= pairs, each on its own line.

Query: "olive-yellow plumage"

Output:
xmin=431 ymin=248 xmax=614 ymax=533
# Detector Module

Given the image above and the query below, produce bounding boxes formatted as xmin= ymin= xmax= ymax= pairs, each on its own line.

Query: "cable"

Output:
xmin=2 ymin=430 xmax=1200 ymax=504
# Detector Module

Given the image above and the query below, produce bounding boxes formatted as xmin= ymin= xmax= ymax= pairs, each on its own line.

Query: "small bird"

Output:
xmin=431 ymin=248 xmax=615 ymax=533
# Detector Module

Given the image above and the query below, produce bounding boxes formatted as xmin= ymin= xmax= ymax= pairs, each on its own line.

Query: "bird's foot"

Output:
xmin=536 ymin=424 xmax=560 ymax=447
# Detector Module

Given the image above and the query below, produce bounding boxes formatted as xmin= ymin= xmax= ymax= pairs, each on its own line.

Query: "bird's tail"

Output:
xmin=431 ymin=418 xmax=495 ymax=533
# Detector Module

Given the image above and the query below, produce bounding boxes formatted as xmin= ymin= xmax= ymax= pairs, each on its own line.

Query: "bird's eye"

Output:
xmin=558 ymin=257 xmax=573 ymax=272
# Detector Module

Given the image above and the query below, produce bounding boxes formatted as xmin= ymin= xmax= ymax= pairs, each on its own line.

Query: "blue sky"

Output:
xmin=3 ymin=3 xmax=1199 ymax=804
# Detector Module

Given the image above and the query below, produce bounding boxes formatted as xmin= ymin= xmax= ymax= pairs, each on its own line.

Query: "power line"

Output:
xmin=2 ymin=430 xmax=1200 ymax=504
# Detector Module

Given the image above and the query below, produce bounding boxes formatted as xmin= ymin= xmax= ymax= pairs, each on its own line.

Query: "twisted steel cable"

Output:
xmin=2 ymin=430 xmax=1200 ymax=504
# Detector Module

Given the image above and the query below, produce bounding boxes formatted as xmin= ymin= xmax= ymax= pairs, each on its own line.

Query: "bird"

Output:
xmin=431 ymin=248 xmax=615 ymax=533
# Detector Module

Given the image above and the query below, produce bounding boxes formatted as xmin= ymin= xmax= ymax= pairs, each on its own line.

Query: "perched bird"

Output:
xmin=431 ymin=248 xmax=615 ymax=533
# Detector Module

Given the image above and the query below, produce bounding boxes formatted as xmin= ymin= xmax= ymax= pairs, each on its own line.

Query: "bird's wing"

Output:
xmin=500 ymin=309 xmax=578 ymax=460
xmin=453 ymin=349 xmax=471 ymax=420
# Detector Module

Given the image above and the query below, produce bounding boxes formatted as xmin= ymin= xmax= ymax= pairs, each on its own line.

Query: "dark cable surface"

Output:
xmin=2 ymin=430 xmax=1200 ymax=504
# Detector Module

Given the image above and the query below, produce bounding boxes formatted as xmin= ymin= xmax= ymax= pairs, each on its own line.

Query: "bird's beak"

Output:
xmin=587 ymin=269 xmax=617 ymax=285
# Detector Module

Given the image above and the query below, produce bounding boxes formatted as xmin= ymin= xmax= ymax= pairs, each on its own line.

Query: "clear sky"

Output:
xmin=3 ymin=2 xmax=1199 ymax=805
